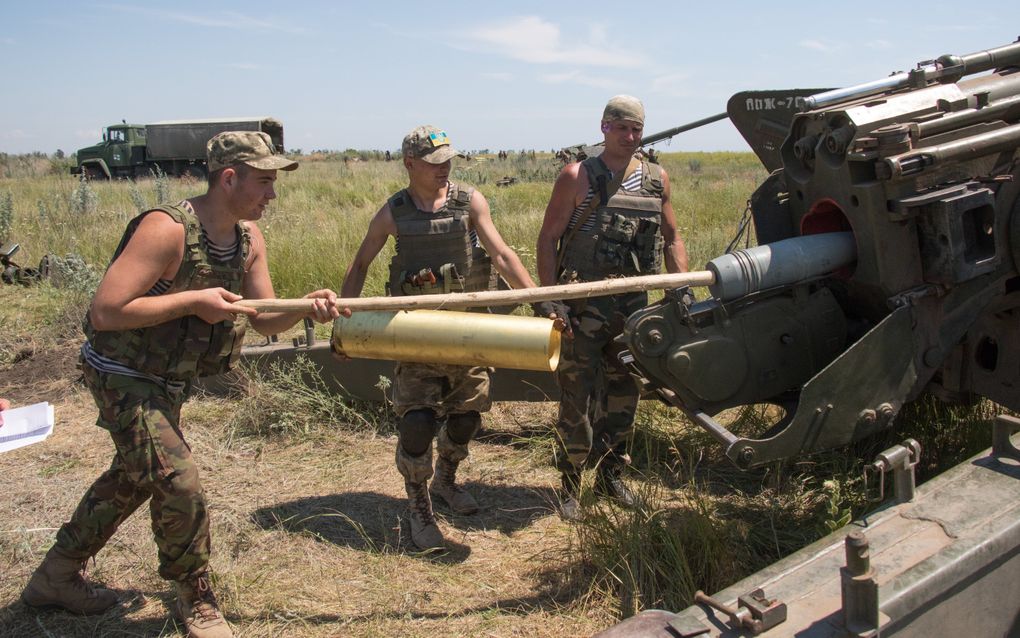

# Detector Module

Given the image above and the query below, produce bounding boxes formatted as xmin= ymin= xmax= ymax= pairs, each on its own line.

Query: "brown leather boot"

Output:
xmin=431 ymin=456 xmax=479 ymax=515
xmin=21 ymin=546 xmax=118 ymax=615
xmin=174 ymin=574 xmax=233 ymax=638
xmin=406 ymin=480 xmax=445 ymax=550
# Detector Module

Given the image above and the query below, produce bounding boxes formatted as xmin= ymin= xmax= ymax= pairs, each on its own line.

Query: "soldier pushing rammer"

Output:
xmin=21 ymin=132 xmax=340 ymax=638
xmin=537 ymin=96 xmax=690 ymax=519
xmin=339 ymin=125 xmax=555 ymax=551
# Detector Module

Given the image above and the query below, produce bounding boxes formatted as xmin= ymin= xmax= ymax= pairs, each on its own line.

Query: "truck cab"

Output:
xmin=74 ymin=124 xmax=147 ymax=179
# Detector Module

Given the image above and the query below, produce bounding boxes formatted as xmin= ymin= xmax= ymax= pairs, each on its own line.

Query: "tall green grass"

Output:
xmin=0 ymin=152 xmax=764 ymax=299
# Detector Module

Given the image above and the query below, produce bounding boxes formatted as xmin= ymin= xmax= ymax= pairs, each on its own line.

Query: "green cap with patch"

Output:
xmin=401 ymin=125 xmax=458 ymax=164
xmin=207 ymin=131 xmax=298 ymax=172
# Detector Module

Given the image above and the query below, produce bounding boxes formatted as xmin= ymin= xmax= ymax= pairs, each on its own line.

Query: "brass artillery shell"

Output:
xmin=332 ymin=310 xmax=561 ymax=372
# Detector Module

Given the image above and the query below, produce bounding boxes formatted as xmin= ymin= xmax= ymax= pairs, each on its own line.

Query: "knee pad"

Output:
xmin=398 ymin=408 xmax=438 ymax=456
xmin=445 ymin=411 xmax=481 ymax=445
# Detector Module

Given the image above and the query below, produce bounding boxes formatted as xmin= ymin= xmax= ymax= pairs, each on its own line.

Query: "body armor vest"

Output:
xmin=84 ymin=204 xmax=252 ymax=381
xmin=558 ymin=157 xmax=665 ymax=282
xmin=386 ymin=183 xmax=497 ymax=297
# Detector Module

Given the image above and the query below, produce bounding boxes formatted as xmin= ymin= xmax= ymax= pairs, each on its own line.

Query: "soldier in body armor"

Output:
xmin=536 ymin=96 xmax=689 ymax=520
xmin=21 ymin=132 xmax=340 ymax=638
xmin=340 ymin=125 xmax=542 ymax=551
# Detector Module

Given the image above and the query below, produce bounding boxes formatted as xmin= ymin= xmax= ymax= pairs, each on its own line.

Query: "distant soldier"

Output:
xmin=536 ymin=95 xmax=689 ymax=519
xmin=21 ymin=132 xmax=340 ymax=638
xmin=340 ymin=125 xmax=547 ymax=551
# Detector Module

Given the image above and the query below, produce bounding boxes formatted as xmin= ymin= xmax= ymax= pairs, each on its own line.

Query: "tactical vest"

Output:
xmin=558 ymin=157 xmax=665 ymax=282
xmin=84 ymin=204 xmax=252 ymax=381
xmin=386 ymin=183 xmax=498 ymax=297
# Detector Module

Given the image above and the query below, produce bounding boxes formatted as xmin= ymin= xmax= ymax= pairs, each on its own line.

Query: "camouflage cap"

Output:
xmin=401 ymin=125 xmax=458 ymax=164
xmin=207 ymin=131 xmax=298 ymax=173
xmin=602 ymin=95 xmax=645 ymax=125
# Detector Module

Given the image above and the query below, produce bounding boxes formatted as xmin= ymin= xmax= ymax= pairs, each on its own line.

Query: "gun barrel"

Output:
xmin=879 ymin=123 xmax=1020 ymax=179
xmin=640 ymin=112 xmax=729 ymax=146
xmin=799 ymin=39 xmax=1020 ymax=111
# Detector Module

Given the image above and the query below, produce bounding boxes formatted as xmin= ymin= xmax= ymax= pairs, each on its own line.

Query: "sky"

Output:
xmin=1 ymin=1 xmax=1018 ymax=155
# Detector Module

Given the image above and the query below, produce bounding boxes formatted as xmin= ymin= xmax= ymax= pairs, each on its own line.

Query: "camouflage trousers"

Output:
xmin=392 ymin=362 xmax=491 ymax=482
xmin=54 ymin=363 xmax=210 ymax=582
xmin=392 ymin=362 xmax=492 ymax=419
xmin=554 ymin=292 xmax=647 ymax=474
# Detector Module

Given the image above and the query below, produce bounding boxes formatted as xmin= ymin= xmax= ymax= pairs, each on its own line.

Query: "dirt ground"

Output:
xmin=0 ymin=343 xmax=614 ymax=637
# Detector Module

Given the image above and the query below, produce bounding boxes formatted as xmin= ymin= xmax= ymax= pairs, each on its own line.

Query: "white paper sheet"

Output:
xmin=0 ymin=402 xmax=54 ymax=453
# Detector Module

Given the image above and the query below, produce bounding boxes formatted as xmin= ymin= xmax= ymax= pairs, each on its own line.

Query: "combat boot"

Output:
xmin=174 ymin=573 xmax=232 ymax=638
xmin=431 ymin=456 xmax=479 ymax=515
xmin=558 ymin=471 xmax=582 ymax=521
xmin=406 ymin=480 xmax=445 ymax=550
xmin=594 ymin=462 xmax=639 ymax=508
xmin=21 ymin=546 xmax=118 ymax=615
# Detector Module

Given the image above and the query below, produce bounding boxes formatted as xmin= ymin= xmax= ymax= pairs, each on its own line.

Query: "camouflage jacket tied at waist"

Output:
xmin=558 ymin=157 xmax=665 ymax=283
xmin=84 ymin=204 xmax=252 ymax=381
xmin=385 ymin=183 xmax=498 ymax=297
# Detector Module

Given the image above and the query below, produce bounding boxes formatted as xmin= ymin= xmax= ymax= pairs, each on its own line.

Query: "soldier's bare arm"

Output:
xmin=90 ymin=211 xmax=257 ymax=331
xmin=536 ymin=163 xmax=587 ymax=287
xmin=468 ymin=191 xmax=536 ymax=290
xmin=659 ymin=170 xmax=689 ymax=273
xmin=242 ymin=224 xmax=339 ymax=336
xmin=340 ymin=204 xmax=397 ymax=299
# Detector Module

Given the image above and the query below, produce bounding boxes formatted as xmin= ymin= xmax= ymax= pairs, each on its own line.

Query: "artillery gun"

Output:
xmin=211 ymin=38 xmax=1020 ymax=636
xmin=601 ymin=38 xmax=1020 ymax=637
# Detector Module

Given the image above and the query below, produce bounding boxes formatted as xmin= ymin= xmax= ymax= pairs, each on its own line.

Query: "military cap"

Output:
xmin=402 ymin=125 xmax=458 ymax=164
xmin=207 ymin=131 xmax=298 ymax=172
xmin=602 ymin=95 xmax=645 ymax=125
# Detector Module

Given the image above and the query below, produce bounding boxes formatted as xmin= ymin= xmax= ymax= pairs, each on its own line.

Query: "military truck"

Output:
xmin=72 ymin=117 xmax=285 ymax=180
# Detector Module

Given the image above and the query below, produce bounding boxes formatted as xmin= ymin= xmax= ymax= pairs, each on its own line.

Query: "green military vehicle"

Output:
xmin=72 ymin=117 xmax=285 ymax=180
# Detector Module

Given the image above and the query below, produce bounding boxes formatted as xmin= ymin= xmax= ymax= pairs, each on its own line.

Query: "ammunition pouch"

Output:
xmin=594 ymin=213 xmax=663 ymax=275
xmin=398 ymin=263 xmax=466 ymax=295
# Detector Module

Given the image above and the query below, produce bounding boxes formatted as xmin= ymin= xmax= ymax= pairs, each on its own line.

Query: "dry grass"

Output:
xmin=0 ymin=341 xmax=608 ymax=637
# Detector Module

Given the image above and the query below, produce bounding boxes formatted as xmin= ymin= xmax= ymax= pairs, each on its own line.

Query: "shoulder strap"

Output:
xmin=388 ymin=189 xmax=419 ymax=221
xmin=447 ymin=183 xmax=473 ymax=222
xmin=641 ymin=161 xmax=664 ymax=196
xmin=555 ymin=156 xmax=640 ymax=273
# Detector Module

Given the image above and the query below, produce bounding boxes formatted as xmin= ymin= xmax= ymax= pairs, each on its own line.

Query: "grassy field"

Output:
xmin=0 ymin=152 xmax=1007 ymax=637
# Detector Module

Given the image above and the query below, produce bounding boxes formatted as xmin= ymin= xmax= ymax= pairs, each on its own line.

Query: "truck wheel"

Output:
xmin=84 ymin=165 xmax=106 ymax=180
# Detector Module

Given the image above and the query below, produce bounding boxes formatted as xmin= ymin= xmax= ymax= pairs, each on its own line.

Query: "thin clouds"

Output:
xmin=480 ymin=72 xmax=514 ymax=82
xmin=465 ymin=16 xmax=647 ymax=68
xmin=799 ymin=39 xmax=838 ymax=53
xmin=0 ymin=129 xmax=33 ymax=141
xmin=651 ymin=72 xmax=694 ymax=97
xmin=539 ymin=70 xmax=619 ymax=90
xmin=100 ymin=4 xmax=308 ymax=35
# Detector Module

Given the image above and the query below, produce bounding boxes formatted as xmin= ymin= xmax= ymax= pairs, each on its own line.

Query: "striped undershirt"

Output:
xmin=81 ymin=201 xmax=240 ymax=387
xmin=566 ymin=161 xmax=644 ymax=233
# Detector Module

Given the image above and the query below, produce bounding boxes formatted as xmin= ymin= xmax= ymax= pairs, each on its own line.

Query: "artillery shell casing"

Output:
xmin=332 ymin=310 xmax=561 ymax=372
